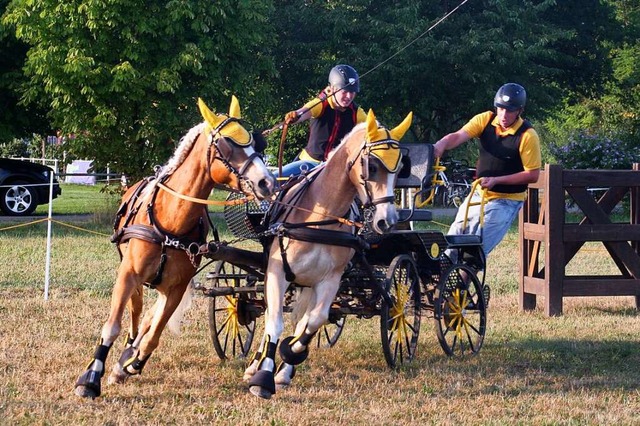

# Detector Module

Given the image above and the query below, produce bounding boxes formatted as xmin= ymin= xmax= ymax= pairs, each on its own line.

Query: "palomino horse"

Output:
xmin=75 ymin=96 xmax=276 ymax=399
xmin=244 ymin=109 xmax=413 ymax=399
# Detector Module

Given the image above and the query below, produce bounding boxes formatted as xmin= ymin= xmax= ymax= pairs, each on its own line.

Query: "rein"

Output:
xmin=157 ymin=181 xmax=255 ymax=206
xmin=271 ymin=198 xmax=363 ymax=228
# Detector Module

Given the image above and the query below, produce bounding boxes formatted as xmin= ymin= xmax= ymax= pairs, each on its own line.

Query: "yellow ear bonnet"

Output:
xmin=389 ymin=111 xmax=413 ymax=141
xmin=366 ymin=111 xmax=413 ymax=173
xmin=198 ymin=96 xmax=251 ymax=146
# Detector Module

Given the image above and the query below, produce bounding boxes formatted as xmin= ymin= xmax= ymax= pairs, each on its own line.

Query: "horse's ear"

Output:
xmin=198 ymin=98 xmax=226 ymax=129
xmin=229 ymin=95 xmax=241 ymax=119
xmin=366 ymin=109 xmax=378 ymax=142
xmin=389 ymin=111 xmax=413 ymax=141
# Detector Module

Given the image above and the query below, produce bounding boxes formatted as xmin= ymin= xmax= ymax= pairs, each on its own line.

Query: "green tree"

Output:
xmin=3 ymin=0 xmax=276 ymax=179
xmin=542 ymin=0 xmax=640 ymax=166
xmin=0 ymin=0 xmax=50 ymax=144
xmin=270 ymin=0 xmax=619 ymax=165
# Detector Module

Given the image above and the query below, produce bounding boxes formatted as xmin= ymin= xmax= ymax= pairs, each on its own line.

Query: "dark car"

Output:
xmin=0 ymin=158 xmax=62 ymax=216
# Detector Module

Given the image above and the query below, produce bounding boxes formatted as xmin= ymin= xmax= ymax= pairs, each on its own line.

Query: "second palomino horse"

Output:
xmin=75 ymin=96 xmax=276 ymax=399
xmin=245 ymin=108 xmax=413 ymax=399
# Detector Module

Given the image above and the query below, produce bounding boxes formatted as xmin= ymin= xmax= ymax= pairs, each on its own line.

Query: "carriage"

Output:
xmin=195 ymin=142 xmax=489 ymax=369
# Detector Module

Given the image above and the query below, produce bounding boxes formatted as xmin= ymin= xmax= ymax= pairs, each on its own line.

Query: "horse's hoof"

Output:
xmin=108 ymin=363 xmax=128 ymax=385
xmin=242 ymin=360 xmax=259 ymax=382
xmin=74 ymin=384 xmax=99 ymax=399
xmin=248 ymin=369 xmax=275 ymax=399
xmin=275 ymin=363 xmax=295 ymax=390
xmin=74 ymin=370 xmax=102 ymax=398
xmin=249 ymin=385 xmax=273 ymax=400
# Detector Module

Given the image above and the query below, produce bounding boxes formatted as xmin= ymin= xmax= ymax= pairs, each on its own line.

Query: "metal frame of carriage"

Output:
xmin=194 ymin=143 xmax=489 ymax=368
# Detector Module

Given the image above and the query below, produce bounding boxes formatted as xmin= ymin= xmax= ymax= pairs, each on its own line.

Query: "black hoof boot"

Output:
xmin=279 ymin=336 xmax=309 ymax=365
xmin=74 ymin=370 xmax=102 ymax=399
xmin=117 ymin=345 xmax=137 ymax=367
xmin=248 ymin=370 xmax=276 ymax=399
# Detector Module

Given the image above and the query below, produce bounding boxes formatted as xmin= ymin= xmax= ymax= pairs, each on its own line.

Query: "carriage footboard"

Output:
xmin=205 ymin=241 xmax=265 ymax=269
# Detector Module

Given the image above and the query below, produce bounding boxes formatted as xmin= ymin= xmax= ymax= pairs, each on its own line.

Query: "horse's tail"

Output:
xmin=290 ymin=287 xmax=312 ymax=327
xmin=167 ymin=280 xmax=194 ymax=336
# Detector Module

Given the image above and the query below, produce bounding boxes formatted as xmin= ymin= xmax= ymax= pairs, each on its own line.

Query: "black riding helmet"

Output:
xmin=494 ymin=83 xmax=526 ymax=112
xmin=328 ymin=64 xmax=360 ymax=93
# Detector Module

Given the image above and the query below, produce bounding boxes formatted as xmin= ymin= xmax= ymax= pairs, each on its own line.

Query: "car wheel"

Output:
xmin=0 ymin=180 xmax=39 ymax=216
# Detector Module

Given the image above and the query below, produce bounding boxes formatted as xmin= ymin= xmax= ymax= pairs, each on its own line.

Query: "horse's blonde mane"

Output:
xmin=160 ymin=122 xmax=207 ymax=179
xmin=140 ymin=122 xmax=207 ymax=200
xmin=325 ymin=121 xmax=367 ymax=162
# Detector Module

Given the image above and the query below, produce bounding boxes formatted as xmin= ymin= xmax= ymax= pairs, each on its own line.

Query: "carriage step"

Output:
xmin=198 ymin=285 xmax=264 ymax=297
xmin=445 ymin=234 xmax=482 ymax=247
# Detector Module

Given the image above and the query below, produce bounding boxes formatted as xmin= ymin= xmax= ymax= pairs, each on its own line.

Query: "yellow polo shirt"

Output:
xmin=461 ymin=111 xmax=541 ymax=201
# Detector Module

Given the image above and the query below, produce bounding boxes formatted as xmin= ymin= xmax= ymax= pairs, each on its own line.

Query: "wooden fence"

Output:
xmin=519 ymin=163 xmax=640 ymax=316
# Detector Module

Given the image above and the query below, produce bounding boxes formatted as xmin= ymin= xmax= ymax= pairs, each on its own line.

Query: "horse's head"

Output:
xmin=347 ymin=109 xmax=413 ymax=234
xmin=198 ymin=97 xmax=276 ymax=200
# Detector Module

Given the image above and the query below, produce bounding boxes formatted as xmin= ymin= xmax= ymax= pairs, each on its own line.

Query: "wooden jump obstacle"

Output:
xmin=519 ymin=163 xmax=640 ymax=316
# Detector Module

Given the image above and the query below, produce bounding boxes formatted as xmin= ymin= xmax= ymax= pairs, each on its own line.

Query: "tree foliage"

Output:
xmin=2 ymin=0 xmax=637 ymax=173
xmin=3 ymin=0 xmax=276 ymax=178
xmin=269 ymin=0 xmax=620 ymax=164
xmin=0 ymin=0 xmax=50 ymax=143
xmin=542 ymin=0 xmax=640 ymax=167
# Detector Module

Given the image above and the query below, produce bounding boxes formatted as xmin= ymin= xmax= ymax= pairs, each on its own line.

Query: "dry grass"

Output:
xmin=1 ymin=218 xmax=640 ymax=425
xmin=1 ymin=291 xmax=639 ymax=425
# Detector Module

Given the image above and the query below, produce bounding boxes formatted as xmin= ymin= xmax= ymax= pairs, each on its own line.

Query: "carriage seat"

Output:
xmin=396 ymin=142 xmax=435 ymax=191
xmin=445 ymin=234 xmax=482 ymax=247
xmin=397 ymin=209 xmax=432 ymax=222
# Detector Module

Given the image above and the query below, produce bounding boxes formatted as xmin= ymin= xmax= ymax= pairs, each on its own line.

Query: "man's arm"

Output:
xmin=433 ymin=128 xmax=471 ymax=158
xmin=479 ymin=169 xmax=540 ymax=190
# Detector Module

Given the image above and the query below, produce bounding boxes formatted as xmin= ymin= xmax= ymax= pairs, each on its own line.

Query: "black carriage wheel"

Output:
xmin=447 ymin=180 xmax=469 ymax=208
xmin=434 ymin=263 xmax=486 ymax=356
xmin=380 ymin=254 xmax=422 ymax=368
xmin=315 ymin=315 xmax=346 ymax=349
xmin=207 ymin=261 xmax=258 ymax=360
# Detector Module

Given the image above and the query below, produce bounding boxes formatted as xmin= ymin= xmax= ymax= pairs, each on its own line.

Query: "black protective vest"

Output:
xmin=305 ymin=97 xmax=359 ymax=161
xmin=476 ymin=113 xmax=532 ymax=194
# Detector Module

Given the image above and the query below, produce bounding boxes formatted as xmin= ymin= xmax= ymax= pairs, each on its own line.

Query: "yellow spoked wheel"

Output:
xmin=207 ymin=261 xmax=260 ymax=359
xmin=380 ymin=254 xmax=422 ymax=368
xmin=434 ymin=263 xmax=486 ymax=356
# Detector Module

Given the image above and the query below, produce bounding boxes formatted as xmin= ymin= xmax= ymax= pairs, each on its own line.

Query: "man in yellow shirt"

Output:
xmin=433 ymin=83 xmax=542 ymax=258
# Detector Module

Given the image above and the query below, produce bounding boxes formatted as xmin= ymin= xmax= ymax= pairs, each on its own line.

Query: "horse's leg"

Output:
xmin=242 ymin=332 xmax=266 ymax=381
xmin=127 ymin=284 xmax=144 ymax=344
xmin=274 ymin=288 xmax=315 ymax=389
xmin=74 ymin=267 xmax=139 ymax=398
xmin=246 ymin=270 xmax=287 ymax=399
xmin=276 ymin=278 xmax=340 ymax=389
xmin=108 ymin=291 xmax=156 ymax=385
xmin=109 ymin=278 xmax=191 ymax=383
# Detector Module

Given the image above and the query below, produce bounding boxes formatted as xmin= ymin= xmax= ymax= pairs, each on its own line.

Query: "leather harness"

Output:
xmin=111 ymin=177 xmax=207 ymax=288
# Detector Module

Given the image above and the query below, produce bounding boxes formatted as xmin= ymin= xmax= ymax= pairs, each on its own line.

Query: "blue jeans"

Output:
xmin=277 ymin=159 xmax=321 ymax=177
xmin=447 ymin=190 xmax=523 ymax=259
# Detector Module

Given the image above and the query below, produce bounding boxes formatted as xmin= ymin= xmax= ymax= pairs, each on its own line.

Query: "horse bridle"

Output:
xmin=347 ymin=139 xmax=402 ymax=209
xmin=205 ymin=116 xmax=264 ymax=188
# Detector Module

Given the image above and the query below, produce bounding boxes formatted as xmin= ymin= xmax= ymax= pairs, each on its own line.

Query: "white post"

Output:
xmin=44 ymin=173 xmax=55 ymax=300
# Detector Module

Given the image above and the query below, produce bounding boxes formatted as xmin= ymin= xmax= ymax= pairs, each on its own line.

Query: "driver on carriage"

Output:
xmin=278 ymin=64 xmax=367 ymax=177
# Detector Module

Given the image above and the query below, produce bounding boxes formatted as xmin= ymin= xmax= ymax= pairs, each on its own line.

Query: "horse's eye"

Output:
xmin=368 ymin=163 xmax=377 ymax=176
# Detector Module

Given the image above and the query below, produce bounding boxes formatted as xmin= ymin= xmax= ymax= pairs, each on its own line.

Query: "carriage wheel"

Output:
xmin=316 ymin=315 xmax=346 ymax=348
xmin=380 ymin=254 xmax=422 ymax=368
xmin=207 ymin=261 xmax=259 ymax=360
xmin=434 ymin=263 xmax=486 ymax=356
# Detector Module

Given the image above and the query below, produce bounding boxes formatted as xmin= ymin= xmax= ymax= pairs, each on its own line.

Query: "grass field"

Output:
xmin=1 ymin=184 xmax=639 ymax=424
